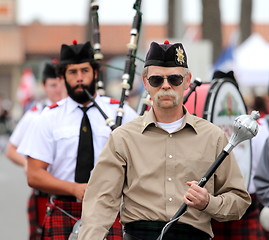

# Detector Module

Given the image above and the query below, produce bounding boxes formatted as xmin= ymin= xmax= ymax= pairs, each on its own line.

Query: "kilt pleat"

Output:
xmin=41 ymin=199 xmax=123 ymax=240
xmin=27 ymin=191 xmax=48 ymax=240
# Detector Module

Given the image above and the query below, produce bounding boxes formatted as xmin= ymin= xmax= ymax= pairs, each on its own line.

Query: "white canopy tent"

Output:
xmin=234 ymin=33 xmax=269 ymax=87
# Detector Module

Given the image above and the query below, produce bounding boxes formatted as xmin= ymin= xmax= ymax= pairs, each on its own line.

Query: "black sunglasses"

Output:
xmin=147 ymin=74 xmax=185 ymax=87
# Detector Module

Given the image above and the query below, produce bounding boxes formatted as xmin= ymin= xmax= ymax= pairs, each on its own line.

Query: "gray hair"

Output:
xmin=142 ymin=67 xmax=148 ymax=77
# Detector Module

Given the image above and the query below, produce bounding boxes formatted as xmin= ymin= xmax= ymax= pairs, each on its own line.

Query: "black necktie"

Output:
xmin=75 ymin=106 xmax=94 ymax=183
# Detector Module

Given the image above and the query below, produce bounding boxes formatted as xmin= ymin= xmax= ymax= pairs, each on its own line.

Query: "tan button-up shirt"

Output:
xmin=79 ymin=107 xmax=251 ymax=239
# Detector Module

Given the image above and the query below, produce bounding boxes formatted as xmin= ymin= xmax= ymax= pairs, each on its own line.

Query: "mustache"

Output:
xmin=155 ymin=89 xmax=177 ymax=98
xmin=72 ymin=84 xmax=86 ymax=90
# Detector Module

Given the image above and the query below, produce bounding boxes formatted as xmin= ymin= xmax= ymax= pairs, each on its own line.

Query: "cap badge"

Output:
xmin=176 ymin=47 xmax=185 ymax=65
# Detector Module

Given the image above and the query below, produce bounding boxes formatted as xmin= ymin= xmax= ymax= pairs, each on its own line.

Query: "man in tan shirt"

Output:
xmin=78 ymin=41 xmax=251 ymax=240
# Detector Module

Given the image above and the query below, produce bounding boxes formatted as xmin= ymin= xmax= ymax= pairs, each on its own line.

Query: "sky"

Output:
xmin=17 ymin=0 xmax=167 ymax=25
xmin=16 ymin=0 xmax=269 ymax=26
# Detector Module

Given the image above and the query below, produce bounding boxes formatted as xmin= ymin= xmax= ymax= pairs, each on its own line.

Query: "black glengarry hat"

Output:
xmin=144 ymin=40 xmax=188 ymax=68
xmin=42 ymin=63 xmax=57 ymax=79
xmin=59 ymin=40 xmax=95 ymax=65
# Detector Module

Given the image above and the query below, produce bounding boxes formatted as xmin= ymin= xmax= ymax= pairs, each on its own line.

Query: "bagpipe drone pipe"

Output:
xmin=87 ymin=0 xmax=143 ymax=130
xmin=114 ymin=0 xmax=142 ymax=126
xmin=90 ymin=0 xmax=105 ymax=96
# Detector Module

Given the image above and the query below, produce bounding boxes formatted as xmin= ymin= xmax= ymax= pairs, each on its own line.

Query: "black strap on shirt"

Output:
xmin=75 ymin=106 xmax=94 ymax=183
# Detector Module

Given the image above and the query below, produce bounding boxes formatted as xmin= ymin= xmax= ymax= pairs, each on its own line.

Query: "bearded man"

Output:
xmin=22 ymin=41 xmax=138 ymax=239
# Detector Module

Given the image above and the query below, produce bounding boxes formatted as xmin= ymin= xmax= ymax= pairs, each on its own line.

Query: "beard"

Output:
xmin=65 ymin=79 xmax=96 ymax=104
xmin=153 ymin=89 xmax=179 ymax=108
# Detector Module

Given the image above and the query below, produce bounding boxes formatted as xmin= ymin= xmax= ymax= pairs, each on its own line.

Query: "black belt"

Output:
xmin=53 ymin=195 xmax=79 ymax=202
xmin=34 ymin=189 xmax=48 ymax=197
xmin=124 ymin=232 xmax=142 ymax=240
xmin=124 ymin=221 xmax=211 ymax=240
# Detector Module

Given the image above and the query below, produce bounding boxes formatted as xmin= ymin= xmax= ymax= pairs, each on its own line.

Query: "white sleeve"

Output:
xmin=18 ymin=112 xmax=55 ymax=164
xmin=9 ymin=111 xmax=36 ymax=146
xmin=17 ymin=116 xmax=39 ymax=157
xmin=254 ymin=137 xmax=269 ymax=206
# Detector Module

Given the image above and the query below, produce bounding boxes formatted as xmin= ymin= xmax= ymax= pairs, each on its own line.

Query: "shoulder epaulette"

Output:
xmin=146 ymin=105 xmax=151 ymax=111
xmin=110 ymin=98 xmax=120 ymax=104
xmin=257 ymin=119 xmax=261 ymax=125
xmin=48 ymin=103 xmax=59 ymax=109
xmin=30 ymin=105 xmax=38 ymax=112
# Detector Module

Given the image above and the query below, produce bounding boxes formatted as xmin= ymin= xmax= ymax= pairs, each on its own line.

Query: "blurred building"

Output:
xmin=0 ymin=0 xmax=23 ymax=102
xmin=1 ymin=0 xmax=269 ymax=111
xmin=0 ymin=0 xmax=167 ymax=111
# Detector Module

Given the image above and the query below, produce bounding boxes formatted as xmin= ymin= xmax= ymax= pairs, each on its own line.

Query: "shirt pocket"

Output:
xmin=181 ymin=156 xmax=215 ymax=194
xmin=53 ymin=127 xmax=79 ymax=158
xmin=53 ymin=127 xmax=79 ymax=140
xmin=94 ymin=127 xmax=111 ymax=139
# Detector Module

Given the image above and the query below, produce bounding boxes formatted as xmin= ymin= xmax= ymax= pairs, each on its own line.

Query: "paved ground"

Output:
xmin=0 ymin=135 xmax=31 ymax=240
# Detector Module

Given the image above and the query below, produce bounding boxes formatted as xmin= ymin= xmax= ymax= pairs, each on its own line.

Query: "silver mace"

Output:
xmin=157 ymin=110 xmax=260 ymax=240
xmin=68 ymin=219 xmax=81 ymax=240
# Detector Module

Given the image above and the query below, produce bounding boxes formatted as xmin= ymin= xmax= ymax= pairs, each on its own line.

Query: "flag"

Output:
xmin=17 ymin=68 xmax=37 ymax=107
xmin=212 ymin=44 xmax=235 ymax=72
xmin=212 ymin=30 xmax=239 ymax=73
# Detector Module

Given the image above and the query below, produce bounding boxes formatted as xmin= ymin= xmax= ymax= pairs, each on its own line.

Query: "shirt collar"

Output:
xmin=140 ymin=106 xmax=198 ymax=134
xmin=66 ymin=93 xmax=100 ymax=114
xmin=182 ymin=106 xmax=199 ymax=134
xmin=44 ymin=98 xmax=52 ymax=106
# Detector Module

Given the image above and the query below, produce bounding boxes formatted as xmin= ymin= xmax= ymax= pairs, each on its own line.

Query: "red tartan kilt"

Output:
xmin=109 ymin=215 xmax=123 ymax=240
xmin=42 ymin=199 xmax=123 ymax=240
xmin=36 ymin=196 xmax=49 ymax=226
xmin=28 ymin=191 xmax=48 ymax=240
xmin=212 ymin=194 xmax=268 ymax=240
xmin=212 ymin=208 xmax=267 ymax=240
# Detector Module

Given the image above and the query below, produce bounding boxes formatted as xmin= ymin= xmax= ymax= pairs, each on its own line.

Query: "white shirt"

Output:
xmin=157 ymin=117 xmax=184 ymax=133
xmin=19 ymin=95 xmax=138 ymax=182
xmin=10 ymin=101 xmax=50 ymax=147
xmin=249 ymin=117 xmax=269 ymax=193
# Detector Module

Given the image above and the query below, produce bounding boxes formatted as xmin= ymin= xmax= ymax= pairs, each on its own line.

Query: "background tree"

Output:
xmin=239 ymin=0 xmax=252 ymax=44
xmin=201 ymin=0 xmax=222 ymax=63
xmin=167 ymin=0 xmax=184 ymax=39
